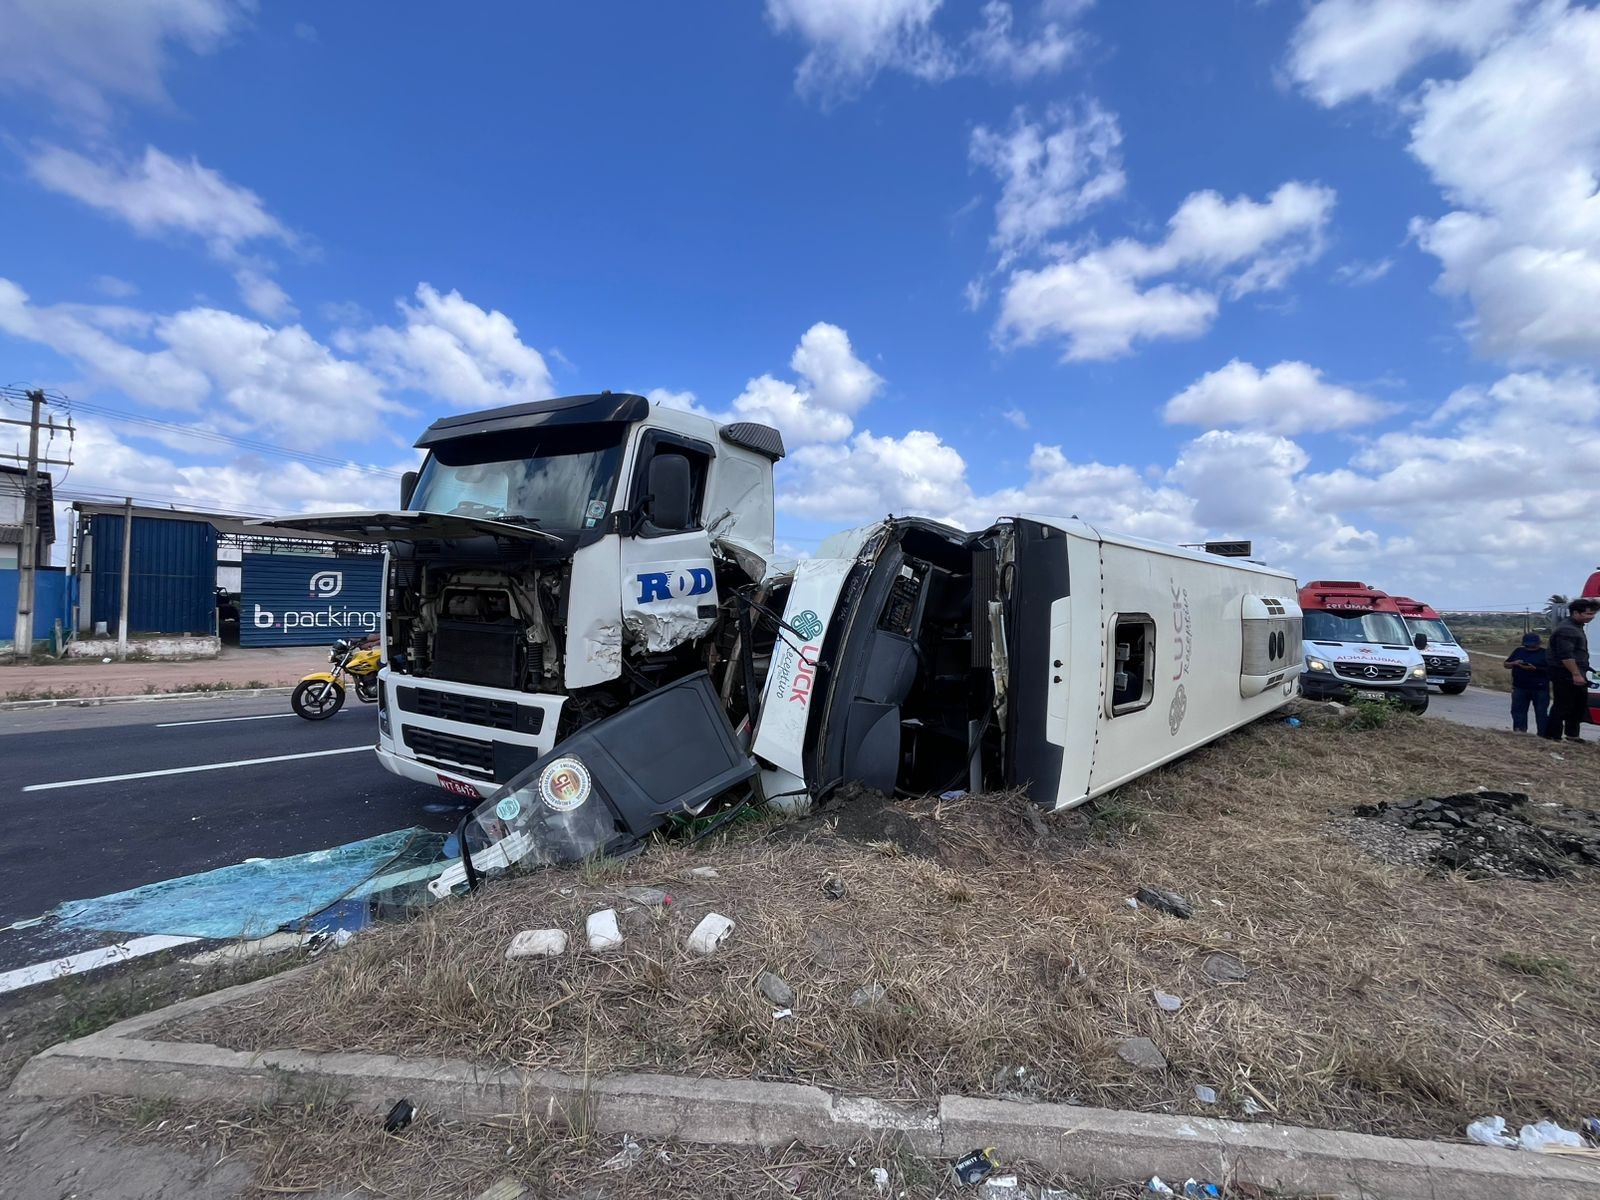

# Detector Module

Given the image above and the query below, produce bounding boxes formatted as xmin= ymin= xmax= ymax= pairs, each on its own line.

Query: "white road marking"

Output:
xmin=23 ymin=746 xmax=372 ymax=792
xmin=0 ymin=934 xmax=200 ymax=996
xmin=156 ymin=712 xmax=304 ymax=728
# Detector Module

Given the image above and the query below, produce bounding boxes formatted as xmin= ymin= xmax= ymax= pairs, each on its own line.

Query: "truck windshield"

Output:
xmin=1406 ymin=617 xmax=1455 ymax=644
xmin=410 ymin=426 xmax=625 ymax=531
xmin=1304 ymin=610 xmax=1410 ymax=644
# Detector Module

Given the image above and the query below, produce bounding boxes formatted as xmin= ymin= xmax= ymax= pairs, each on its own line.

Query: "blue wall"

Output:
xmin=0 ymin=567 xmax=74 ymax=643
xmin=239 ymin=554 xmax=383 ymax=647
xmin=89 ymin=516 xmax=217 ymax=635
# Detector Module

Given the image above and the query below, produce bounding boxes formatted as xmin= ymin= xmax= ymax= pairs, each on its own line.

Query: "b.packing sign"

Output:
xmin=239 ymin=553 xmax=383 ymax=647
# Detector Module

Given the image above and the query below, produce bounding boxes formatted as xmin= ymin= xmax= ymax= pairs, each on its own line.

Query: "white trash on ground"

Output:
xmin=506 ymin=929 xmax=567 ymax=959
xmin=686 ymin=912 xmax=734 ymax=954
xmin=1518 ymin=1120 xmax=1583 ymax=1152
xmin=1153 ymin=989 xmax=1182 ymax=1012
xmin=586 ymin=909 xmax=623 ymax=952
xmin=1466 ymin=1116 xmax=1516 ymax=1147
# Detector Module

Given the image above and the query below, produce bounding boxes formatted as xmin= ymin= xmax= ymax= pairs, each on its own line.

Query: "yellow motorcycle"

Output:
xmin=292 ymin=636 xmax=382 ymax=720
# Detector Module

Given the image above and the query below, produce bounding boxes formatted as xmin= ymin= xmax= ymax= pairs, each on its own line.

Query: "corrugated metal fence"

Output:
xmin=239 ymin=553 xmax=383 ymax=647
xmin=0 ymin=567 xmax=74 ymax=643
xmin=88 ymin=516 xmax=217 ymax=635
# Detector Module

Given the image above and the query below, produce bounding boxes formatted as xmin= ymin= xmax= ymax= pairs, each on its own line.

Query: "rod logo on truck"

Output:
xmin=635 ymin=567 xmax=715 ymax=604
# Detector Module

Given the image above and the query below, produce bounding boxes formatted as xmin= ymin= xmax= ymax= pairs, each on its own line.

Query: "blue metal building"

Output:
xmin=239 ymin=553 xmax=383 ymax=647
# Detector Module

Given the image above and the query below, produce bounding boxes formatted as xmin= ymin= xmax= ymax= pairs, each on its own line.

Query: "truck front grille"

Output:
xmin=1334 ymin=662 xmax=1407 ymax=682
xmin=395 ymin=685 xmax=542 ymax=734
xmin=403 ymin=727 xmax=495 ymax=777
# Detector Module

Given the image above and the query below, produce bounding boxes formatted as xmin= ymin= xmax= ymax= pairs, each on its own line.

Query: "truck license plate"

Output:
xmin=437 ymin=774 xmax=482 ymax=799
xmin=1353 ymin=689 xmax=1387 ymax=701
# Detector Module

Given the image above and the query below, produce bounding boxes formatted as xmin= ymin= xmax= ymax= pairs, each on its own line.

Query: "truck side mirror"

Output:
xmin=646 ymin=454 xmax=693 ymax=532
xmin=400 ymin=470 xmax=418 ymax=510
xmin=1414 ymin=632 xmax=1427 ymax=650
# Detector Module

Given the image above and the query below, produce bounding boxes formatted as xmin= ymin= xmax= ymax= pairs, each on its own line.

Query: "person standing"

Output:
xmin=1543 ymin=598 xmax=1598 ymax=742
xmin=1503 ymin=633 xmax=1550 ymax=735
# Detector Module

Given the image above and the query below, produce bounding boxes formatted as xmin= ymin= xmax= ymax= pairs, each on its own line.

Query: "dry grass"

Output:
xmin=178 ymin=704 xmax=1600 ymax=1141
xmin=88 ymin=1096 xmax=1144 ymax=1200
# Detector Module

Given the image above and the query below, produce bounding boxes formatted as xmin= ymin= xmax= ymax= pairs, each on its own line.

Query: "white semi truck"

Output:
xmin=269 ymin=393 xmax=1303 ymax=880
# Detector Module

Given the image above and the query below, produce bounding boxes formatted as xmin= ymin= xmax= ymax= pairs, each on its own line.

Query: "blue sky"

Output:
xmin=2 ymin=0 xmax=1598 ymax=608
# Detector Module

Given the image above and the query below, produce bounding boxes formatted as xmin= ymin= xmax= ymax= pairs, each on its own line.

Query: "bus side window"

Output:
xmin=1111 ymin=614 xmax=1156 ymax=715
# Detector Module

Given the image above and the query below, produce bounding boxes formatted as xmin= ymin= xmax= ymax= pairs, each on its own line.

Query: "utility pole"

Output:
xmin=2 ymin=387 xmax=74 ymax=663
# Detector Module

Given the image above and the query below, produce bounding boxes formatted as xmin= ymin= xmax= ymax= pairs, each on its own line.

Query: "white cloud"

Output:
xmin=1287 ymin=0 xmax=1529 ymax=106
xmin=788 ymin=320 xmax=884 ymax=414
xmin=1291 ymin=2 xmax=1600 ymax=365
xmin=783 ymin=428 xmax=972 ymax=520
xmin=0 ymin=0 xmax=248 ymax=124
xmin=969 ymin=101 xmax=1125 ymax=265
xmin=1002 ymin=406 xmax=1029 ymax=429
xmin=344 ymin=284 xmax=555 ymax=409
xmin=1332 ymin=258 xmax=1393 ymax=286
xmin=1165 ymin=359 xmax=1390 ymax=435
xmin=90 ymin=275 xmax=139 ymax=298
xmin=765 ymin=0 xmax=1085 ymax=102
xmin=27 ymin=144 xmax=297 ymax=316
xmin=969 ymin=1 xmax=1081 ymax=81
xmin=994 ymin=182 xmax=1335 ymax=359
xmin=765 ymin=0 xmax=953 ymax=101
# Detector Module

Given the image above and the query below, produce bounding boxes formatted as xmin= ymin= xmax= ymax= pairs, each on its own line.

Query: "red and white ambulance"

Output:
xmin=1297 ymin=580 xmax=1429 ymax=712
xmin=1389 ymin=597 xmax=1472 ymax=694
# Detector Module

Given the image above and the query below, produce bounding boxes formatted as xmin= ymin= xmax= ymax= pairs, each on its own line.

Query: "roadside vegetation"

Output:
xmin=177 ymin=703 xmax=1600 ymax=1143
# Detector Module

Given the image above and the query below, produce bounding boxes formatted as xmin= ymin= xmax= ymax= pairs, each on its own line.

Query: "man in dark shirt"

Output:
xmin=1503 ymin=633 xmax=1549 ymax=735
xmin=1543 ymin=598 xmax=1597 ymax=741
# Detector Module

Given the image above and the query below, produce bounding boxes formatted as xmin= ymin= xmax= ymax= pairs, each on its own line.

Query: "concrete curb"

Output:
xmin=0 ymin=686 xmax=294 ymax=711
xmin=10 ymin=971 xmax=1598 ymax=1200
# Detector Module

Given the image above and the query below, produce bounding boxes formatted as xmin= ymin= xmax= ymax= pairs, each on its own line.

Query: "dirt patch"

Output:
xmin=1349 ymin=790 xmax=1600 ymax=880
xmin=172 ymin=704 xmax=1600 ymax=1142
xmin=86 ymin=1096 xmax=1154 ymax=1200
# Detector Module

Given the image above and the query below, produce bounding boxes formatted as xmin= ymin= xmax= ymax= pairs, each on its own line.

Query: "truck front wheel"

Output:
xmin=1410 ymin=694 xmax=1430 ymax=713
xmin=1440 ymin=682 xmax=1468 ymax=695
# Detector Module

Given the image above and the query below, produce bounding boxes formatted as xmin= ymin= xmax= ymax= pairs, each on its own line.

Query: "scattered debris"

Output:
xmin=1145 ymin=1177 xmax=1175 ymax=1197
xmin=1467 ymin=1117 xmax=1516 ymax=1148
xmin=1135 ymin=887 xmax=1193 ymax=918
xmin=686 ymin=912 xmax=735 ymax=955
xmin=1583 ymin=1117 xmax=1600 ymax=1145
xmin=1519 ymin=1120 xmax=1583 ymax=1152
xmin=950 ymin=1147 xmax=1001 ymax=1186
xmin=772 ymin=1007 xmax=793 ymax=1020
xmin=776 ymin=1165 xmax=807 ymax=1192
xmin=688 ymin=866 xmax=720 ymax=879
xmin=602 ymin=1138 xmax=644 ymax=1170
xmin=624 ymin=886 xmax=673 ymax=907
xmin=586 ymin=909 xmax=623 ymax=952
xmin=1124 ymin=896 xmax=1139 ymax=909
xmin=1282 ymin=716 xmax=1302 ymax=727
xmin=1182 ymin=1180 xmax=1221 ymax=1199
xmin=470 ymin=1178 xmax=526 ymax=1200
xmin=1115 ymin=1036 xmax=1168 ymax=1072
xmin=1349 ymin=791 xmax=1600 ymax=879
xmin=1194 ymin=1084 xmax=1217 ymax=1104
xmin=757 ymin=969 xmax=796 ymax=1008
xmin=1153 ymin=989 xmax=1183 ymax=1013
xmin=849 ymin=982 xmax=888 ymax=1007
xmin=1242 ymin=1097 xmax=1264 ymax=1116
xmin=382 ymin=1099 xmax=416 ymax=1134
xmin=1201 ymin=952 xmax=1247 ymax=983
xmin=980 ymin=1174 xmax=1020 ymax=1197
xmin=823 ymin=873 xmax=847 ymax=900
xmin=505 ymin=928 xmax=567 ymax=959
xmin=870 ymin=1166 xmax=890 ymax=1192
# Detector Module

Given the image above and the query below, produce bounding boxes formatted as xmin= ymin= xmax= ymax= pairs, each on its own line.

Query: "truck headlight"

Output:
xmin=1306 ymin=658 xmax=1328 ymax=672
xmin=1411 ymin=665 xmax=1426 ymax=679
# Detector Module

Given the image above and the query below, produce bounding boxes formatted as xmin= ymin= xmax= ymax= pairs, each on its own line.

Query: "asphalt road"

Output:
xmin=1425 ymin=685 xmax=1515 ymax=731
xmin=0 ymin=695 xmax=467 ymax=973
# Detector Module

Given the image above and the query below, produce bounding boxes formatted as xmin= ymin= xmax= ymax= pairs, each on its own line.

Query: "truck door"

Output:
xmin=618 ymin=431 xmax=721 ymax=653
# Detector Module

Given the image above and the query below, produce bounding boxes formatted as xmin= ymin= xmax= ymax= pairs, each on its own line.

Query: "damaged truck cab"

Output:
xmin=267 ymin=393 xmax=786 ymax=800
